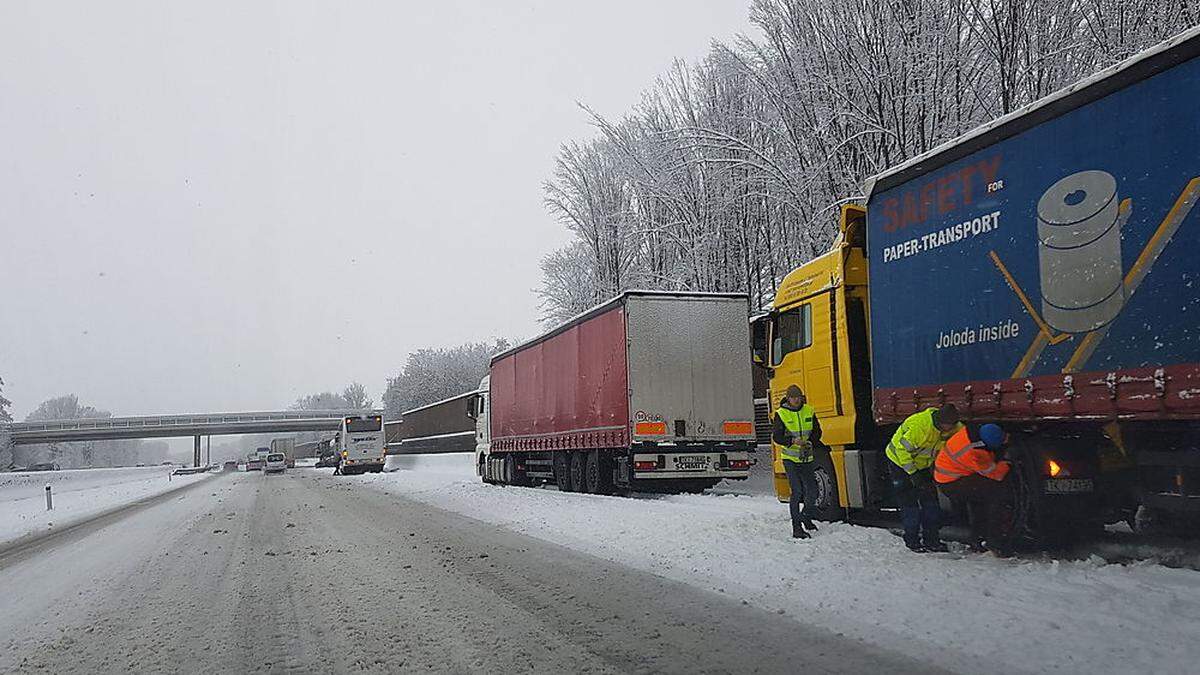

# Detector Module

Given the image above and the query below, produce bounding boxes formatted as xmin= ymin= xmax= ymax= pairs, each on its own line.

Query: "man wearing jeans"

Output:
xmin=773 ymin=385 xmax=821 ymax=539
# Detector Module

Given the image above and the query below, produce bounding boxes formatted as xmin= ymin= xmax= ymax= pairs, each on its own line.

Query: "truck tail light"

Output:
xmin=723 ymin=421 xmax=753 ymax=435
xmin=634 ymin=461 xmax=658 ymax=472
xmin=728 ymin=459 xmax=751 ymax=470
xmin=635 ymin=421 xmax=667 ymax=435
xmin=1048 ymin=459 xmax=1070 ymax=477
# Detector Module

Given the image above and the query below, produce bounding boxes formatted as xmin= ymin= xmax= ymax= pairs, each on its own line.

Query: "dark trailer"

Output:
xmin=388 ymin=390 xmax=479 ymax=455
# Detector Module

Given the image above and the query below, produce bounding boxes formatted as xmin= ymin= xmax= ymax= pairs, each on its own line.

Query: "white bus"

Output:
xmin=334 ymin=414 xmax=385 ymax=475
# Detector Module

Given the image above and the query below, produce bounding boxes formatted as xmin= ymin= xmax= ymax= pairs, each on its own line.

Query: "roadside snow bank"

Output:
xmin=0 ymin=467 xmax=212 ymax=546
xmin=364 ymin=453 xmax=1200 ymax=675
xmin=0 ymin=466 xmax=182 ymax=502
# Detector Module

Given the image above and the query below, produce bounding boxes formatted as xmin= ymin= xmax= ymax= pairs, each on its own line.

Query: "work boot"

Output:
xmin=989 ymin=543 xmax=1014 ymax=559
xmin=803 ymin=519 xmax=818 ymax=532
xmin=904 ymin=535 xmax=926 ymax=553
xmin=792 ymin=525 xmax=811 ymax=539
xmin=967 ymin=539 xmax=987 ymax=554
xmin=924 ymin=540 xmax=949 ymax=553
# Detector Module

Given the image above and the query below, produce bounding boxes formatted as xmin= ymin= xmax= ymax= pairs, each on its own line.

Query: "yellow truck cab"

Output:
xmin=757 ymin=205 xmax=874 ymax=519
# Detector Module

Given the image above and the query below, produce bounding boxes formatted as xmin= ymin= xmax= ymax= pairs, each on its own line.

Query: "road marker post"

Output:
xmin=45 ymin=484 xmax=53 ymax=511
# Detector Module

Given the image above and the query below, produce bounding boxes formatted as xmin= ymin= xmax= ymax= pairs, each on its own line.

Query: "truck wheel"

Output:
xmin=585 ymin=450 xmax=613 ymax=494
xmin=509 ymin=454 xmax=532 ymax=487
xmin=1134 ymin=505 xmax=1197 ymax=537
xmin=1007 ymin=439 xmax=1096 ymax=548
xmin=809 ymin=452 xmax=843 ymax=521
xmin=503 ymin=454 xmax=518 ymax=486
xmin=553 ymin=452 xmax=571 ymax=491
xmin=568 ymin=452 xmax=586 ymax=493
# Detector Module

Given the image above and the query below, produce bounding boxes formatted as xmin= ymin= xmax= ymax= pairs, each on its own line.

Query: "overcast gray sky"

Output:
xmin=0 ymin=1 xmax=753 ymax=420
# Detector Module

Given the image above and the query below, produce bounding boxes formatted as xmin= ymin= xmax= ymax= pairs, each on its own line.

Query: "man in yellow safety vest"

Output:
xmin=886 ymin=404 xmax=962 ymax=553
xmin=773 ymin=384 xmax=822 ymax=539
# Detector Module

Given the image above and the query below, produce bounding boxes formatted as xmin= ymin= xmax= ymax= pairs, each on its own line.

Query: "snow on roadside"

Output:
xmin=363 ymin=453 xmax=1200 ymax=675
xmin=0 ymin=467 xmax=212 ymax=546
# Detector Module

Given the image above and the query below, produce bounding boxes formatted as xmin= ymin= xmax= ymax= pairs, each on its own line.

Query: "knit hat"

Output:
xmin=980 ymin=424 xmax=1005 ymax=449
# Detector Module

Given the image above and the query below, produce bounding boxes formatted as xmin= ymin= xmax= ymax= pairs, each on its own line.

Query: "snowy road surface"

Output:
xmin=0 ymin=470 xmax=933 ymax=674
xmin=368 ymin=453 xmax=1200 ymax=675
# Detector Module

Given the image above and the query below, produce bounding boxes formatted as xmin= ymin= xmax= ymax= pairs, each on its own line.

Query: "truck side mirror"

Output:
xmin=750 ymin=313 xmax=770 ymax=369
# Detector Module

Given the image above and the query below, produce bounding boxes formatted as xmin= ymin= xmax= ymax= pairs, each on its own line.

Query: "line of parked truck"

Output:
xmin=322 ymin=29 xmax=1200 ymax=546
xmin=433 ymin=28 xmax=1200 ymax=544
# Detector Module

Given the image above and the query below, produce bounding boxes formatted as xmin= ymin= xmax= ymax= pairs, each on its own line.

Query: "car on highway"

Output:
xmin=263 ymin=453 xmax=287 ymax=474
xmin=223 ymin=460 xmax=239 ymax=472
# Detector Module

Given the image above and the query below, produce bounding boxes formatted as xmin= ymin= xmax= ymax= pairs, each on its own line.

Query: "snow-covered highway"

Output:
xmin=0 ymin=469 xmax=932 ymax=674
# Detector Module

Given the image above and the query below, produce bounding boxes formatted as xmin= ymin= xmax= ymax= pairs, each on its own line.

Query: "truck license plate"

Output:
xmin=1043 ymin=478 xmax=1094 ymax=494
xmin=673 ymin=456 xmax=709 ymax=471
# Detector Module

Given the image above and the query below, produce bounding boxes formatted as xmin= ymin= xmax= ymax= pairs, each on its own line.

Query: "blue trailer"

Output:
xmin=757 ymin=26 xmax=1200 ymax=540
xmin=863 ymin=27 xmax=1200 ymax=532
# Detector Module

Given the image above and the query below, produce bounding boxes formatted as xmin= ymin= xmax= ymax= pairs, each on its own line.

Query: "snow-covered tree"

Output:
xmin=26 ymin=394 xmax=102 ymax=421
xmin=21 ymin=394 xmax=140 ymax=467
xmin=288 ymin=385 xmax=375 ymax=446
xmin=341 ymin=382 xmax=375 ymax=410
xmin=0 ymin=376 xmax=12 ymax=423
xmin=290 ymin=391 xmax=351 ymax=411
xmin=0 ymin=377 xmax=12 ymax=468
xmin=536 ymin=241 xmax=604 ymax=325
xmin=382 ymin=340 xmax=508 ymax=419
xmin=538 ymin=0 xmax=1199 ymax=320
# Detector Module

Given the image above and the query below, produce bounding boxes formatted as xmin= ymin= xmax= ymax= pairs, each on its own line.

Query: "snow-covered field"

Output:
xmin=364 ymin=453 xmax=1200 ymax=675
xmin=0 ymin=466 xmax=212 ymax=546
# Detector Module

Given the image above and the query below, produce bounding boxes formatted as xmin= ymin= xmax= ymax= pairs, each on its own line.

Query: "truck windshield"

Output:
xmin=771 ymin=304 xmax=812 ymax=366
xmin=346 ymin=417 xmax=382 ymax=432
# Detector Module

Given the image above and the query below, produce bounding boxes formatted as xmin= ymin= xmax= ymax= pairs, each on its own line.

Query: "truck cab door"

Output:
xmin=472 ymin=393 xmax=489 ymax=448
xmin=769 ymin=294 xmax=838 ymax=419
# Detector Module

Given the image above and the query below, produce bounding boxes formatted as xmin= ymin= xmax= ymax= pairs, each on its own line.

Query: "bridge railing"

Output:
xmin=5 ymin=409 xmax=383 ymax=433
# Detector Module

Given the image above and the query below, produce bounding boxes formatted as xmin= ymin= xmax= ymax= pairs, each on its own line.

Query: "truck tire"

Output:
xmin=1005 ymin=436 xmax=1104 ymax=548
xmin=809 ymin=451 xmax=843 ymax=521
xmin=503 ymin=454 xmax=518 ymax=486
xmin=568 ymin=452 xmax=586 ymax=493
xmin=584 ymin=450 xmax=613 ymax=494
xmin=1134 ymin=505 xmax=1198 ymax=537
xmin=508 ymin=454 xmax=533 ymax=487
xmin=553 ymin=451 xmax=571 ymax=491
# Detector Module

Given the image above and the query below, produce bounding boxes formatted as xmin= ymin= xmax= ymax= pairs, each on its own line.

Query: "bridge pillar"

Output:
xmin=0 ymin=426 xmax=12 ymax=470
xmin=194 ymin=435 xmax=201 ymax=467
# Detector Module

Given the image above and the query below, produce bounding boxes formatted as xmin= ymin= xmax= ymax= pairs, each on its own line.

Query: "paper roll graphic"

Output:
xmin=1037 ymin=170 xmax=1125 ymax=333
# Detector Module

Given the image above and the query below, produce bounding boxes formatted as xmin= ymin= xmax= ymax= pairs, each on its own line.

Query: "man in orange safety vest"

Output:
xmin=935 ymin=423 xmax=1014 ymax=556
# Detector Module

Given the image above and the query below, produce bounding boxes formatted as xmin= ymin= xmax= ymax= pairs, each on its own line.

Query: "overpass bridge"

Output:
xmin=1 ymin=409 xmax=383 ymax=466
